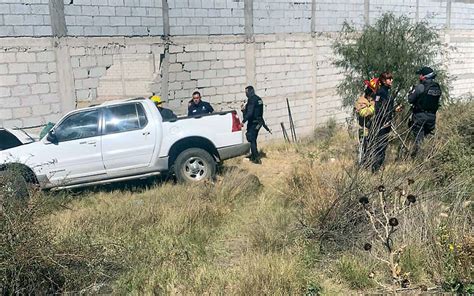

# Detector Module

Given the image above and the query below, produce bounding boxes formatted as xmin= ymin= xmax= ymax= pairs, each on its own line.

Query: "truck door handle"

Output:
xmin=142 ymin=131 xmax=150 ymax=136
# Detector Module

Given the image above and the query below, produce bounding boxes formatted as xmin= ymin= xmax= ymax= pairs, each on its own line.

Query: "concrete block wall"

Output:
xmin=0 ymin=0 xmax=52 ymax=36
xmin=253 ymin=0 xmax=311 ymax=34
xmin=315 ymin=0 xmax=365 ymax=32
xmin=0 ymin=39 xmax=61 ymax=128
xmin=419 ymin=0 xmax=447 ymax=28
xmin=168 ymin=0 xmax=245 ymax=35
xmin=451 ymin=1 xmax=474 ymax=30
xmin=448 ymin=31 xmax=474 ymax=99
xmin=255 ymin=34 xmax=314 ymax=139
xmin=167 ymin=36 xmax=247 ymax=115
xmin=313 ymin=35 xmax=347 ymax=124
xmin=370 ymin=0 xmax=417 ymax=22
xmin=64 ymin=0 xmax=164 ymax=36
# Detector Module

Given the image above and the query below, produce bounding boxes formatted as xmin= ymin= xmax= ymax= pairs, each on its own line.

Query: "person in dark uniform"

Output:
xmin=367 ymin=71 xmax=395 ymax=173
xmin=408 ymin=66 xmax=441 ymax=157
xmin=150 ymin=95 xmax=177 ymax=121
xmin=188 ymin=91 xmax=214 ymax=116
xmin=242 ymin=86 xmax=264 ymax=164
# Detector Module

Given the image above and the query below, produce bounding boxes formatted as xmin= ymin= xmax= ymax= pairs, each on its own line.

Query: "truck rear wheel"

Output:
xmin=174 ymin=148 xmax=216 ymax=183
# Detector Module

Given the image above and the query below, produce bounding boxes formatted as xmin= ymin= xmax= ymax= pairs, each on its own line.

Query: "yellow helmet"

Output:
xmin=150 ymin=95 xmax=162 ymax=104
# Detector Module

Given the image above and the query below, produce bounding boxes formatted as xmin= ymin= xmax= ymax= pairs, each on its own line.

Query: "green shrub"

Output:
xmin=333 ymin=12 xmax=450 ymax=107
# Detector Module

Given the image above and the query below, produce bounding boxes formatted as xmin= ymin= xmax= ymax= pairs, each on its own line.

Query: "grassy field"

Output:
xmin=1 ymin=102 xmax=473 ymax=294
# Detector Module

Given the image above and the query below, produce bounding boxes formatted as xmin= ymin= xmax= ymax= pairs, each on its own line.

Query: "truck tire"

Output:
xmin=174 ymin=148 xmax=216 ymax=183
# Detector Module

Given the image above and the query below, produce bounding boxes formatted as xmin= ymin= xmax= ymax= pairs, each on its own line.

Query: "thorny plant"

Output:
xmin=358 ymin=181 xmax=417 ymax=290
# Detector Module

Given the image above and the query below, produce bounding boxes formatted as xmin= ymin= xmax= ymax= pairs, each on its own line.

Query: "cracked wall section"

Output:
xmin=67 ymin=39 xmax=165 ymax=107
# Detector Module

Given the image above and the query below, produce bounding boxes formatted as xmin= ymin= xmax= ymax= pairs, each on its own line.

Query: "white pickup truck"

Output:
xmin=0 ymin=98 xmax=249 ymax=190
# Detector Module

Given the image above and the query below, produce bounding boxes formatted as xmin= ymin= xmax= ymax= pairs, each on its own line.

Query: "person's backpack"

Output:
xmin=355 ymin=95 xmax=375 ymax=118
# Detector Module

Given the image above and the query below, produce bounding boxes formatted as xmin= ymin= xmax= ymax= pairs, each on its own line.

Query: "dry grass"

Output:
xmin=2 ymin=103 xmax=472 ymax=294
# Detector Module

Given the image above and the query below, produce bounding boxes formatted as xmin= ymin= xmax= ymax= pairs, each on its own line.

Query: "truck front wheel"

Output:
xmin=174 ymin=148 xmax=216 ymax=183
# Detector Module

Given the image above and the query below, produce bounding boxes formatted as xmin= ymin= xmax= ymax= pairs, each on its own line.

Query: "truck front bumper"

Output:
xmin=217 ymin=143 xmax=250 ymax=161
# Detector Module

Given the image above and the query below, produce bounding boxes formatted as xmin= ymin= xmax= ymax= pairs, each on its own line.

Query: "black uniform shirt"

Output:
xmin=188 ymin=100 xmax=214 ymax=116
xmin=243 ymin=94 xmax=264 ymax=124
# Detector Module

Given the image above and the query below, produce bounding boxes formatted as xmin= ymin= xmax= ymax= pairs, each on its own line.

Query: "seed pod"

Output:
xmin=407 ymin=194 xmax=416 ymax=203
xmin=389 ymin=217 xmax=399 ymax=227
xmin=359 ymin=196 xmax=369 ymax=205
xmin=420 ymin=284 xmax=428 ymax=291
xmin=363 ymin=243 xmax=372 ymax=251
xmin=407 ymin=178 xmax=414 ymax=185
xmin=377 ymin=185 xmax=386 ymax=192
xmin=401 ymin=279 xmax=410 ymax=288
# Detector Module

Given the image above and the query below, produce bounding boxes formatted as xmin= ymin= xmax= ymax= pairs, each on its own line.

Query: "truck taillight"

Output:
xmin=231 ymin=111 xmax=241 ymax=132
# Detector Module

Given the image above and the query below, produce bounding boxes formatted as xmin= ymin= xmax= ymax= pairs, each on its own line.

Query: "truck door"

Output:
xmin=101 ymin=103 xmax=156 ymax=174
xmin=46 ymin=109 xmax=105 ymax=186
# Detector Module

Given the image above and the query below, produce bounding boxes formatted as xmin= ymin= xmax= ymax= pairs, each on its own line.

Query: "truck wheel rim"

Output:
xmin=184 ymin=157 xmax=207 ymax=181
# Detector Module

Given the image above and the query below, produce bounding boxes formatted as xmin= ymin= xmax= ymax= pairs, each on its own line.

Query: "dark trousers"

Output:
xmin=246 ymin=124 xmax=261 ymax=160
xmin=366 ymin=126 xmax=391 ymax=173
xmin=411 ymin=112 xmax=436 ymax=156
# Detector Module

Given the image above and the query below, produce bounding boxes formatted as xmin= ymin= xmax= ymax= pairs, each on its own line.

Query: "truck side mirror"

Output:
xmin=46 ymin=130 xmax=58 ymax=144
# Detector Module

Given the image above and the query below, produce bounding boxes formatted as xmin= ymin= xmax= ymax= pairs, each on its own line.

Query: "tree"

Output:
xmin=333 ymin=13 xmax=451 ymax=108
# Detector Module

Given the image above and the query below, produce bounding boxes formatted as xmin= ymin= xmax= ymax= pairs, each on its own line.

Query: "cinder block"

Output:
xmin=169 ymin=63 xmax=183 ymax=73
xmin=82 ymin=78 xmax=99 ymax=88
xmin=131 ymin=7 xmax=146 ymax=16
xmin=94 ymin=16 xmax=110 ymax=26
xmin=33 ymin=104 xmax=51 ymax=116
xmin=102 ymin=26 xmax=118 ymax=35
xmin=80 ymin=56 xmax=97 ymax=67
xmin=31 ymin=83 xmax=49 ymax=94
xmin=8 ymin=63 xmax=28 ymax=74
xmin=84 ymin=26 xmax=101 ymax=36
xmin=126 ymin=17 xmax=141 ymax=26
xmin=18 ymin=73 xmax=37 ymax=84
xmin=115 ymin=6 xmax=131 ymax=16
xmin=13 ymin=26 xmax=34 ymax=36
xmin=82 ymin=6 xmax=99 ymax=16
xmin=22 ymin=116 xmax=44 ymax=127
xmin=32 ymin=4 xmax=49 ymax=14
xmin=0 ymin=75 xmax=17 ymax=86
xmin=0 ymin=96 xmax=21 ymax=108
xmin=109 ymin=16 xmax=126 ymax=26
xmin=68 ymin=26 xmax=84 ymax=35
xmin=23 ymin=15 xmax=44 ymax=26
xmin=169 ymin=45 xmax=184 ymax=53
xmin=184 ymin=61 xmax=199 ymax=71
xmin=28 ymin=63 xmax=48 ymax=73
xmin=99 ymin=6 xmax=116 ymax=16
xmin=0 ymin=87 xmax=10 ymax=98
xmin=40 ymin=93 xmax=59 ymax=103
xmin=49 ymin=82 xmax=58 ymax=93
xmin=190 ymin=70 xmax=204 ymax=79
xmin=33 ymin=26 xmax=52 ymax=36
xmin=117 ymin=26 xmax=134 ymax=35
xmin=75 ymin=89 xmax=90 ymax=100
xmin=0 ymin=108 xmax=13 ymax=120
xmin=36 ymin=51 xmax=55 ymax=62
xmin=176 ymin=71 xmax=191 ymax=81
xmin=13 ymin=107 xmax=32 ymax=118
xmin=4 ymin=15 xmax=24 ymax=25
xmin=12 ymin=85 xmax=31 ymax=96
xmin=89 ymin=67 xmax=107 ymax=77
xmin=169 ymin=81 xmax=182 ymax=91
xmin=0 ymin=26 xmax=14 ymax=36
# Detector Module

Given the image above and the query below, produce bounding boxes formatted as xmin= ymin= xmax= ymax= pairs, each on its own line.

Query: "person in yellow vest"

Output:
xmin=150 ymin=95 xmax=177 ymax=121
xmin=355 ymin=77 xmax=379 ymax=164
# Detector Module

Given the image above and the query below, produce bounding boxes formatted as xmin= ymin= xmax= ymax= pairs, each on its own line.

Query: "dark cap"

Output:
xmin=416 ymin=66 xmax=434 ymax=76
